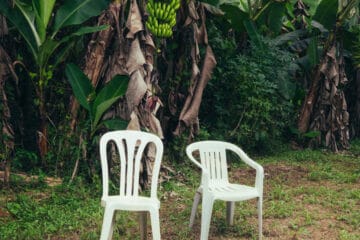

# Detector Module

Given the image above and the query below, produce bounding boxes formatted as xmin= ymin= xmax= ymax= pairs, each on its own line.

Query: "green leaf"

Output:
xmin=52 ymin=25 xmax=109 ymax=67
xmin=59 ymin=25 xmax=109 ymax=44
xmin=91 ymin=118 xmax=128 ymax=136
xmin=33 ymin=0 xmax=56 ymax=42
xmin=0 ymin=0 xmax=38 ymax=57
xmin=313 ymin=0 xmax=338 ymax=31
xmin=220 ymin=4 xmax=249 ymax=32
xmin=52 ymin=0 xmax=109 ymax=37
xmin=307 ymin=37 xmax=319 ymax=68
xmin=303 ymin=0 xmax=322 ymax=16
xmin=65 ymin=63 xmax=94 ymax=111
xmin=13 ymin=0 xmax=41 ymax=46
xmin=52 ymin=41 xmax=76 ymax=68
xmin=272 ymin=29 xmax=308 ymax=46
xmin=35 ymin=0 xmax=55 ymax=28
xmin=304 ymin=131 xmax=321 ymax=138
xmin=92 ymin=97 xmax=122 ymax=132
xmin=244 ymin=20 xmax=263 ymax=49
xmin=91 ymin=75 xmax=129 ymax=129
xmin=267 ymin=2 xmax=286 ymax=34
xmin=37 ymin=38 xmax=60 ymax=68
xmin=102 ymin=119 xmax=129 ymax=130
xmin=218 ymin=0 xmax=249 ymax=12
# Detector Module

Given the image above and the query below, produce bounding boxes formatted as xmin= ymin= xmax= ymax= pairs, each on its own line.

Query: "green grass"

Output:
xmin=1 ymin=141 xmax=359 ymax=239
xmin=0 ymin=178 xmax=104 ymax=239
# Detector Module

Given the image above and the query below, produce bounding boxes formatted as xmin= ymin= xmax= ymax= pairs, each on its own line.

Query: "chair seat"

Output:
xmin=101 ymin=196 xmax=160 ymax=211
xmin=199 ymin=183 xmax=260 ymax=201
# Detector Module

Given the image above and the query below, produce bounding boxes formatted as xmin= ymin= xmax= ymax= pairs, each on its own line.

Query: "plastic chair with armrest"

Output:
xmin=186 ymin=140 xmax=264 ymax=240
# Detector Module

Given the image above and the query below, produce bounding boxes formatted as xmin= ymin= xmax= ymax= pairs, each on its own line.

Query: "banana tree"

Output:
xmin=350 ymin=29 xmax=360 ymax=138
xmin=297 ymin=0 xmax=359 ymax=151
xmin=0 ymin=44 xmax=17 ymax=185
xmin=0 ymin=0 xmax=110 ymax=163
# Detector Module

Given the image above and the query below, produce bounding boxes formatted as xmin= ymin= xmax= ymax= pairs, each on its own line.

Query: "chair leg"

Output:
xmin=200 ymin=196 xmax=214 ymax=240
xmin=257 ymin=197 xmax=263 ymax=240
xmin=149 ymin=209 xmax=161 ymax=240
xmin=226 ymin=201 xmax=235 ymax=226
xmin=189 ymin=190 xmax=201 ymax=228
xmin=139 ymin=211 xmax=148 ymax=240
xmin=100 ymin=206 xmax=116 ymax=240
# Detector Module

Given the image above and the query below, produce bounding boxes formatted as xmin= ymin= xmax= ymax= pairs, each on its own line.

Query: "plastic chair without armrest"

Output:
xmin=186 ymin=141 xmax=264 ymax=240
xmin=99 ymin=130 xmax=163 ymax=240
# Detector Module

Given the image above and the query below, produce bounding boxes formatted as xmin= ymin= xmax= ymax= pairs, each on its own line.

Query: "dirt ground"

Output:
xmin=158 ymin=163 xmax=360 ymax=240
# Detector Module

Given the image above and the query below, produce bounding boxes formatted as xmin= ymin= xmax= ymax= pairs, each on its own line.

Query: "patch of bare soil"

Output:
xmin=0 ymin=171 xmax=62 ymax=186
xmin=0 ymin=206 xmax=10 ymax=218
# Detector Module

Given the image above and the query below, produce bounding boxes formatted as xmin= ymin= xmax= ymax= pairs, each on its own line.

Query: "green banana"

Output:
xmin=145 ymin=0 xmax=178 ymax=38
xmin=147 ymin=2 xmax=154 ymax=16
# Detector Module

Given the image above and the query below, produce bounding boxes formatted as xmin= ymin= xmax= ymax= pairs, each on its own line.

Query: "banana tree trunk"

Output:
xmin=299 ymin=39 xmax=350 ymax=151
xmin=297 ymin=64 xmax=322 ymax=133
xmin=38 ymin=93 xmax=48 ymax=164
xmin=0 ymin=44 xmax=16 ymax=185
xmin=352 ymin=68 xmax=360 ymax=137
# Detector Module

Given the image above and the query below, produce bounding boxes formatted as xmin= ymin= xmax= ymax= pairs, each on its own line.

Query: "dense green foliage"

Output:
xmin=201 ymin=23 xmax=297 ymax=152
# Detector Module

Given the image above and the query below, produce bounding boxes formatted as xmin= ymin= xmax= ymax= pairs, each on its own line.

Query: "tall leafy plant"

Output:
xmin=0 ymin=0 xmax=110 ymax=161
xmin=65 ymin=63 xmax=129 ymax=137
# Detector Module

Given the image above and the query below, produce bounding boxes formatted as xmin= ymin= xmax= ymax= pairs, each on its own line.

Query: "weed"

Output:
xmin=269 ymin=184 xmax=290 ymax=201
xmin=266 ymin=200 xmax=294 ymax=218
xmin=339 ymin=229 xmax=360 ymax=240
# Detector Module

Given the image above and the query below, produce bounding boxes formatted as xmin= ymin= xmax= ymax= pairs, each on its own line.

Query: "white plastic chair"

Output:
xmin=99 ymin=130 xmax=163 ymax=240
xmin=186 ymin=141 xmax=264 ymax=240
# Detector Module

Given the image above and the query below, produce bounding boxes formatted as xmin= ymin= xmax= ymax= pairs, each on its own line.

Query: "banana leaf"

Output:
xmin=313 ymin=0 xmax=338 ymax=31
xmin=33 ymin=0 xmax=56 ymax=42
xmin=0 ymin=0 xmax=38 ymax=57
xmin=52 ymin=0 xmax=109 ymax=37
xmin=91 ymin=74 xmax=129 ymax=129
xmin=65 ymin=63 xmax=94 ymax=111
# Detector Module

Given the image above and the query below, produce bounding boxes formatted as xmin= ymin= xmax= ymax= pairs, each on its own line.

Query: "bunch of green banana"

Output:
xmin=146 ymin=16 xmax=173 ymax=38
xmin=146 ymin=0 xmax=181 ymax=38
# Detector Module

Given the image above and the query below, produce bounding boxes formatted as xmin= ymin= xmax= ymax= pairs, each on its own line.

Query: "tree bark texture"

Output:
xmin=308 ymin=44 xmax=350 ymax=151
xmin=0 ymin=44 xmax=16 ymax=185
xmin=350 ymin=68 xmax=360 ymax=137
xmin=170 ymin=2 xmax=217 ymax=139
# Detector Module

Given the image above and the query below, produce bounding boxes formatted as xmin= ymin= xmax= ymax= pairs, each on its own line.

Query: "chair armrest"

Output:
xmin=255 ymin=165 xmax=264 ymax=195
xmin=228 ymin=143 xmax=264 ymax=194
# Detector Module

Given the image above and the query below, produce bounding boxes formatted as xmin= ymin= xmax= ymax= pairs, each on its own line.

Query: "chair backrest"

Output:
xmin=186 ymin=141 xmax=263 ymax=186
xmin=186 ymin=141 xmax=230 ymax=184
xmin=100 ymin=130 xmax=163 ymax=199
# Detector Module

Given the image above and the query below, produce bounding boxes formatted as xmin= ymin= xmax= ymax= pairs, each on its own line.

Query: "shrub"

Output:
xmin=201 ymin=23 xmax=297 ymax=153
